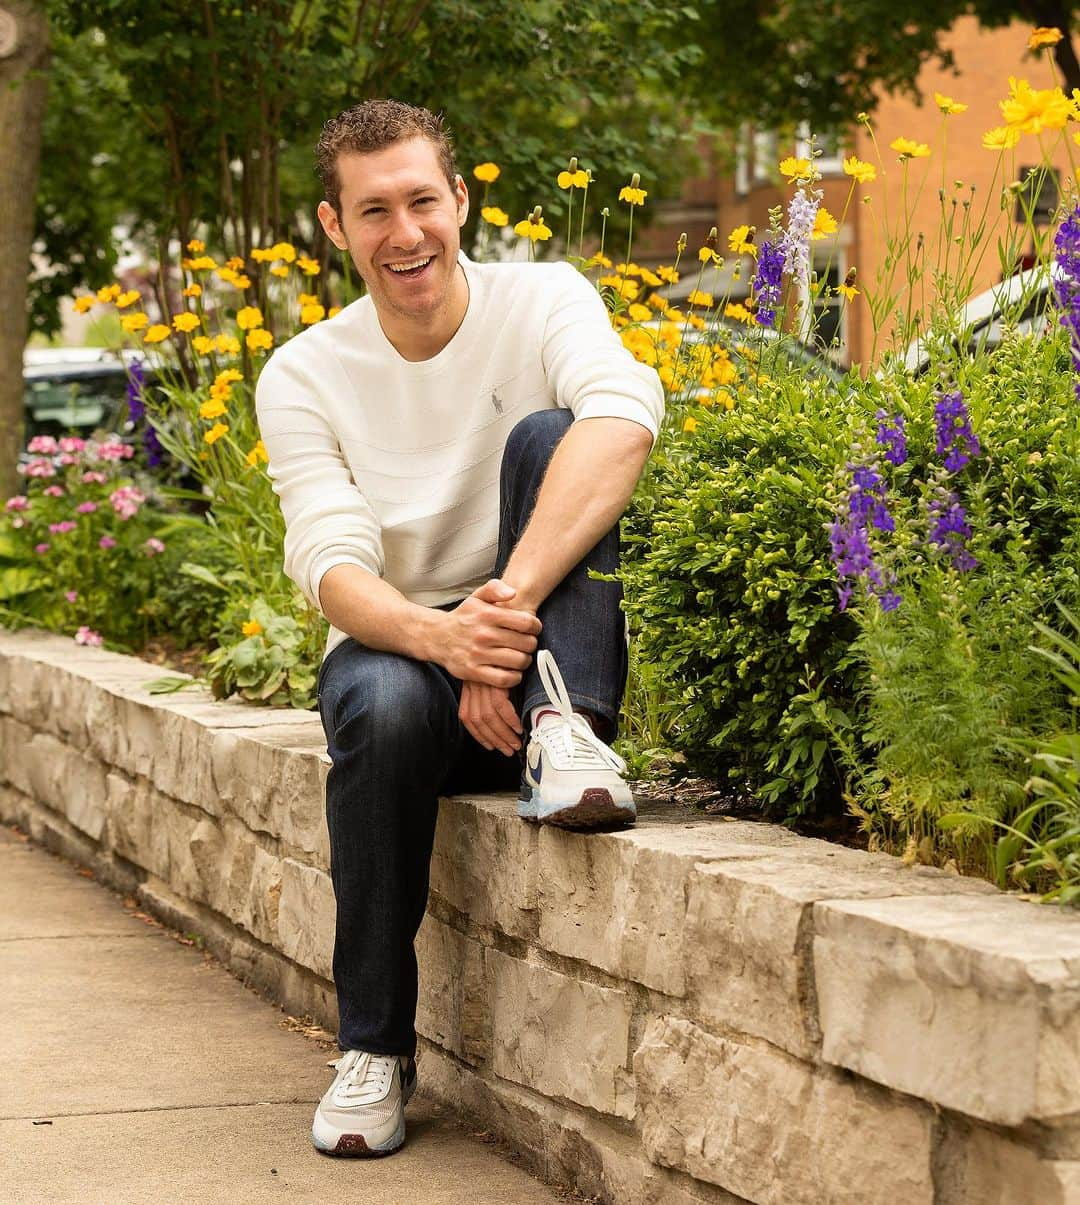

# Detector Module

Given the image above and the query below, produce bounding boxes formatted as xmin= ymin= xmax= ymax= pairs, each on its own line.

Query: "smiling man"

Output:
xmin=254 ymin=100 xmax=663 ymax=1159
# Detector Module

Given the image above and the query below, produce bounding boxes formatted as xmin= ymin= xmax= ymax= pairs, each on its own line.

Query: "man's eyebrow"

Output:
xmin=352 ymin=185 xmax=439 ymax=209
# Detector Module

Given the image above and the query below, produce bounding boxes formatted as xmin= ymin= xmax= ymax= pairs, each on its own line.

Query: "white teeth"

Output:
xmin=387 ymin=256 xmax=433 ymax=273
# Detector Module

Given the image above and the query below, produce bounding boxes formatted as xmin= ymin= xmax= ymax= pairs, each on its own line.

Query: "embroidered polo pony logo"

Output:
xmin=491 ymin=391 xmax=504 ymax=414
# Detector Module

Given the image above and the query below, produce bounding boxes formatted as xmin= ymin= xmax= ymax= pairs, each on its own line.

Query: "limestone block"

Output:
xmin=416 ymin=914 xmax=489 ymax=1064
xmin=277 ymin=858 xmax=335 ymax=981
xmin=936 ymin=1118 xmax=1080 ymax=1205
xmin=686 ymin=852 xmax=994 ymax=1060
xmin=431 ymin=795 xmax=538 ymax=939
xmin=16 ymin=730 xmax=108 ymax=841
xmin=1 ymin=715 xmax=35 ymax=794
xmin=634 ymin=1015 xmax=934 ymax=1205
xmin=104 ymin=771 xmax=170 ymax=881
xmin=488 ymin=947 xmax=634 ymax=1118
xmin=814 ymin=894 xmax=1080 ymax=1125
xmin=233 ymin=843 xmax=283 ymax=947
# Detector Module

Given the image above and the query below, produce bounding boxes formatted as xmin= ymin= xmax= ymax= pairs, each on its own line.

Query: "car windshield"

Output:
xmin=24 ymin=371 xmax=130 ymax=441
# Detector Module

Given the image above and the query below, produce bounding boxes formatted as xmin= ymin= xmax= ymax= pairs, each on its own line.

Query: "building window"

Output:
xmin=796 ymin=123 xmax=844 ymax=176
xmin=752 ymin=129 xmax=777 ymax=185
xmin=735 ymin=124 xmax=750 ymax=196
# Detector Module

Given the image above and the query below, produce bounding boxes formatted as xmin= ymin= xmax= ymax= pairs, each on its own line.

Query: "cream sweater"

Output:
xmin=255 ymin=252 xmax=665 ymax=658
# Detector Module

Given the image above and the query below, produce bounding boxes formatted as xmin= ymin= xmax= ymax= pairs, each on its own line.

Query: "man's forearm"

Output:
xmin=318 ymin=564 xmax=445 ymax=662
xmin=500 ymin=416 xmax=653 ymax=612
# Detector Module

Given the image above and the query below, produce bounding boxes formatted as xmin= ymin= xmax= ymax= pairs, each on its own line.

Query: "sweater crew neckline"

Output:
xmin=365 ymin=250 xmax=482 ymax=375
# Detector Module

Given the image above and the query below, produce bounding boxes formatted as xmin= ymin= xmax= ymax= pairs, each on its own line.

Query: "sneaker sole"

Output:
xmin=519 ymin=788 xmax=636 ymax=830
xmin=311 ymin=1072 xmax=415 ymax=1157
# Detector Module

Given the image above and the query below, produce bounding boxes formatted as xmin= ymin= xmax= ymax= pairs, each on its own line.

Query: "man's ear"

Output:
xmin=455 ymin=174 xmax=469 ymax=227
xmin=317 ymin=200 xmax=349 ymax=251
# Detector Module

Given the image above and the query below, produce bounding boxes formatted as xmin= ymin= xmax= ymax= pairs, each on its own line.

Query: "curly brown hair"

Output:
xmin=316 ymin=100 xmax=458 ymax=217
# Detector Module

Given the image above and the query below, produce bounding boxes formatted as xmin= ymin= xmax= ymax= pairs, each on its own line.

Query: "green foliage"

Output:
xmin=205 ymin=598 xmax=320 ymax=709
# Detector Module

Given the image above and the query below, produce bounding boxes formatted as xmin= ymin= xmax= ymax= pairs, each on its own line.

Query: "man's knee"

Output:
xmin=320 ymin=649 xmax=446 ymax=749
xmin=503 ymin=408 xmax=573 ymax=470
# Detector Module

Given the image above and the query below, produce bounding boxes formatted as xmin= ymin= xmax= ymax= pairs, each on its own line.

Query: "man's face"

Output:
xmin=317 ymin=137 xmax=468 ymax=324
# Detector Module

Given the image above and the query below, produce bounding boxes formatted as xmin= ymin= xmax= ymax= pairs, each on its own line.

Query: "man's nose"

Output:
xmin=388 ymin=208 xmax=424 ymax=250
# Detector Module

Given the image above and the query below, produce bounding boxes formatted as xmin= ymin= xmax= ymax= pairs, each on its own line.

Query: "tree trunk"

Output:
xmin=0 ymin=2 xmax=48 ymax=501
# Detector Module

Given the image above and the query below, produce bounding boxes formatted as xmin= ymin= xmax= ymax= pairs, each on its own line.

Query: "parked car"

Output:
xmin=22 ymin=347 xmax=148 ymax=448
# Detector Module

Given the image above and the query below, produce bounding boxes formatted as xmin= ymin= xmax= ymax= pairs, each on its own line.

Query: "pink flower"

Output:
xmin=109 ymin=485 xmax=145 ymax=520
xmin=58 ymin=437 xmax=86 ymax=454
xmin=144 ymin=537 xmax=166 ymax=556
xmin=48 ymin=520 xmax=77 ymax=534
xmin=42 ymin=485 xmax=65 ymax=498
xmin=27 ymin=435 xmax=58 ymax=455
xmin=34 ymin=542 xmax=49 ymax=554
xmin=23 ymin=458 xmax=56 ymax=479
xmin=81 ymin=471 xmax=107 ymax=485
xmin=74 ymin=627 xmax=103 ymax=647
xmin=3 ymin=495 xmax=29 ymax=512
xmin=76 ymin=501 xmax=98 ymax=514
xmin=98 ymin=535 xmax=117 ymax=550
xmin=65 ymin=590 xmax=78 ymax=603
xmin=57 ymin=453 xmax=78 ymax=467
xmin=96 ymin=440 xmax=133 ymax=462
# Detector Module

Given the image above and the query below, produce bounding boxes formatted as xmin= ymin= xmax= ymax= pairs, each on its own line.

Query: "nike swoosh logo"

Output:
xmin=527 ymin=748 xmax=542 ymax=785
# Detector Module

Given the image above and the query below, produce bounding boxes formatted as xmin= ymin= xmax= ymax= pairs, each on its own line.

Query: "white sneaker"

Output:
xmin=517 ymin=650 xmax=636 ymax=829
xmin=311 ymin=1049 xmax=416 ymax=1157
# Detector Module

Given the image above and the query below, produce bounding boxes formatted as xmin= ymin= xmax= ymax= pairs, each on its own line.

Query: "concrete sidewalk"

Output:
xmin=1 ymin=825 xmax=573 ymax=1205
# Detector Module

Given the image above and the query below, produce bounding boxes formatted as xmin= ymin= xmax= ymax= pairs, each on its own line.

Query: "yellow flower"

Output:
xmin=73 ymin=296 xmax=96 ymax=314
xmin=225 ymin=256 xmax=245 ymax=271
xmin=618 ymin=185 xmax=647 ymax=206
xmin=615 ymin=262 xmax=641 ymax=276
xmin=199 ymin=397 xmax=227 ymax=420
xmin=627 ymin=303 xmax=652 ymax=322
xmin=890 ymin=137 xmax=931 ymax=160
xmin=234 ymin=274 xmax=252 ymax=289
xmin=143 ymin=324 xmax=171 ymax=344
xmin=120 ymin=312 xmax=149 ymax=333
xmin=186 ymin=238 xmax=206 ymax=253
xmin=182 ymin=283 xmax=203 ymax=298
xmin=682 ymin=417 xmax=698 ymax=433
xmin=245 ymin=440 xmax=269 ymax=468
xmin=236 ymin=306 xmax=264 ymax=330
xmin=246 ymin=328 xmax=274 ymax=353
xmin=698 ymin=247 xmax=722 ymax=265
xmin=297 ymin=255 xmax=320 ymax=276
xmin=983 ymin=125 xmax=1022 ymax=150
xmin=270 ymin=265 xmax=289 ymax=278
xmin=192 ymin=335 xmax=215 ymax=355
xmin=646 ymin=292 xmax=667 ymax=310
xmin=217 ymin=267 xmax=239 ymax=284
xmin=811 ymin=208 xmax=838 ymax=240
xmin=1029 ymin=26 xmax=1064 ymax=49
xmin=183 ymin=255 xmax=218 ymax=272
xmin=728 ymin=225 xmax=756 ymax=255
xmin=656 ymin=265 xmax=679 ymax=285
xmin=837 ymin=282 xmax=859 ymax=301
xmin=214 ymin=334 xmax=241 ymax=356
xmin=115 ymin=290 xmax=141 ymax=309
xmin=204 ymin=422 xmax=229 ymax=445
xmin=216 ymin=368 xmax=243 ymax=385
xmin=473 ymin=162 xmax=500 ymax=183
xmin=97 ymin=283 xmax=121 ymax=303
xmin=328 ymin=306 xmax=342 ymax=319
xmin=687 ymin=313 xmax=705 ymax=330
xmin=557 ymin=169 xmax=589 ymax=189
xmin=843 ymin=156 xmax=877 ymax=184
xmin=584 ymin=252 xmax=613 ymax=269
xmin=241 ymin=619 xmax=263 ymax=637
xmin=778 ymin=156 xmax=811 ymax=182
xmin=934 ymin=92 xmax=968 ymax=115
xmin=481 ymin=206 xmax=509 ymax=227
xmin=724 ymin=302 xmax=756 ymax=325
xmin=209 ymin=380 xmax=232 ymax=402
xmin=686 ymin=289 xmax=714 ymax=308
xmin=269 ymin=242 xmax=296 ymax=263
xmin=638 ymin=267 xmax=662 ymax=287
xmin=513 ymin=216 xmax=553 ymax=242
xmin=1000 ymin=76 xmax=1071 ymax=132
xmin=298 ymin=293 xmax=319 ymax=308
xmin=662 ymin=306 xmax=684 ymax=322
xmin=172 ymin=312 xmax=200 ymax=333
xmin=599 ymin=274 xmax=640 ymax=301
xmin=301 ymin=302 xmax=326 ymax=325
xmin=250 ymin=247 xmax=275 ymax=263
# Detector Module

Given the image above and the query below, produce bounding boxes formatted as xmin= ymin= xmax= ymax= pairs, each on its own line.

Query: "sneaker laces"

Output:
xmin=533 ymin=650 xmax=626 ymax=774
xmin=327 ymin=1050 xmax=396 ymax=1103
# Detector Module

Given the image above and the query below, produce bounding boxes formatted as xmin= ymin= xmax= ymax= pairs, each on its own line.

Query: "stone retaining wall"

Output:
xmin=2 ymin=628 xmax=1079 ymax=1204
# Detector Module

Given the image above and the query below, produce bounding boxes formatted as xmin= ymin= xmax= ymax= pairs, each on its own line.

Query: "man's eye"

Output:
xmin=363 ymin=207 xmax=384 ymax=216
xmin=415 ymin=197 xmax=437 ymax=205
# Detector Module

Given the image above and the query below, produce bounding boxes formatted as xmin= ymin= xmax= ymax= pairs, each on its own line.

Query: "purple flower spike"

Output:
xmin=934 ymin=390 xmax=981 ymax=473
xmin=875 ymin=410 xmax=907 ymax=466
xmin=751 ymin=238 xmax=785 ymax=328
xmin=928 ymin=491 xmax=978 ymax=571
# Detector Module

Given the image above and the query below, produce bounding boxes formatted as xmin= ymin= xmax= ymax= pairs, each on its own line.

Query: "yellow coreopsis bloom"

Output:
xmin=1029 ymin=26 xmax=1064 ymax=49
xmin=115 ymin=290 xmax=140 ymax=309
xmin=301 ymin=303 xmax=326 ymax=325
xmin=1000 ymin=76 xmax=1071 ymax=132
xmin=627 ymin=302 xmax=652 ymax=322
xmin=225 ymin=256 xmax=245 ymax=271
xmin=645 ymin=292 xmax=667 ymax=310
xmin=73 ymin=296 xmax=96 ymax=314
xmin=182 ymin=283 xmax=203 ymax=298
xmin=513 ymin=216 xmax=553 ymax=242
xmin=934 ymin=92 xmax=968 ymax=115
xmin=209 ymin=380 xmax=232 ymax=402
xmin=298 ymin=293 xmax=319 ymax=308
xmin=599 ymin=274 xmax=640 ymax=301
xmin=656 ymin=265 xmax=679 ymax=284
xmin=615 ymin=262 xmax=641 ymax=276
xmin=270 ymin=265 xmax=289 ymax=278
xmin=204 ymin=422 xmax=229 ymax=445
xmin=811 ymin=208 xmax=838 ymax=240
xmin=245 ymin=440 xmax=269 ymax=468
xmin=687 ymin=313 xmax=706 ymax=331
xmin=199 ymin=397 xmax=227 ymax=420
xmin=557 ymin=169 xmax=589 ymax=189
xmin=837 ymin=282 xmax=859 ymax=301
xmin=172 ymin=312 xmax=200 ymax=333
xmin=192 ymin=335 xmax=215 ymax=355
xmin=778 ymin=156 xmax=811 ymax=182
xmin=241 ymin=619 xmax=263 ymax=636
xmin=724 ymin=302 xmax=756 ymax=326
xmin=297 ymin=255 xmax=320 ymax=276
xmin=638 ymin=267 xmax=662 ymax=287
xmin=618 ymin=185 xmax=647 ymax=206
xmin=216 ymin=368 xmax=243 ymax=385
xmin=328 ymin=306 xmax=342 ymax=319
xmin=217 ymin=267 xmax=240 ymax=284
xmin=215 ymin=334 xmax=241 ymax=356
xmin=728 ymin=225 xmax=756 ymax=255
xmin=97 ymin=283 xmax=122 ymax=303
xmin=682 ymin=417 xmax=698 ymax=433
xmin=143 ymin=324 xmax=170 ymax=344
xmin=473 ymin=162 xmax=500 ymax=183
xmin=686 ymin=289 xmax=714 ymax=308
xmin=584 ymin=252 xmax=613 ymax=269
xmin=236 ymin=306 xmax=264 ymax=330
xmin=250 ymin=247 xmax=275 ymax=263
xmin=246 ymin=328 xmax=274 ymax=353
xmin=186 ymin=238 xmax=206 ymax=253
xmin=843 ymin=156 xmax=877 ymax=184
xmin=983 ymin=125 xmax=1022 ymax=150
xmin=120 ymin=312 xmax=149 ymax=333
xmin=698 ymin=247 xmax=722 ymax=265
xmin=890 ymin=137 xmax=931 ymax=160
xmin=269 ymin=242 xmax=296 ymax=263
xmin=183 ymin=255 xmax=218 ymax=272
xmin=481 ymin=206 xmax=509 ymax=227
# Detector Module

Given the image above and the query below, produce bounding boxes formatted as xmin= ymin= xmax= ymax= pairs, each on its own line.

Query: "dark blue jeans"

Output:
xmin=316 ymin=409 xmax=629 ymax=1056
